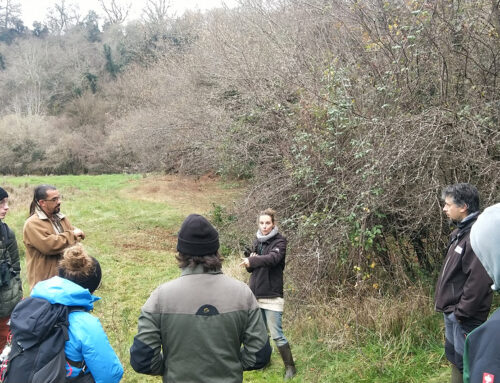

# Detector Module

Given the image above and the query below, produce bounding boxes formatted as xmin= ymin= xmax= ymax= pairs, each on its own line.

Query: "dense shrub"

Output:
xmin=199 ymin=0 xmax=500 ymax=294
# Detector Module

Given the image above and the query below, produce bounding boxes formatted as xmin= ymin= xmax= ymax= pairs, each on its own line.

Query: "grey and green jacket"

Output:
xmin=0 ymin=221 xmax=23 ymax=318
xmin=130 ymin=265 xmax=271 ymax=383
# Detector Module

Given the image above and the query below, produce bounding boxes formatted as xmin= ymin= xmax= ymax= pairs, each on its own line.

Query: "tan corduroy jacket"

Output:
xmin=23 ymin=208 xmax=78 ymax=289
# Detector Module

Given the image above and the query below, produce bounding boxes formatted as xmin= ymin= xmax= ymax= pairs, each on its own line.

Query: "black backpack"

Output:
xmin=1 ymin=297 xmax=73 ymax=383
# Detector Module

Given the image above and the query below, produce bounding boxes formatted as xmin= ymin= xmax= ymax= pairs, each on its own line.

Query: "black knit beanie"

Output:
xmin=0 ymin=187 xmax=8 ymax=201
xmin=177 ymin=214 xmax=219 ymax=256
xmin=59 ymin=257 xmax=102 ymax=293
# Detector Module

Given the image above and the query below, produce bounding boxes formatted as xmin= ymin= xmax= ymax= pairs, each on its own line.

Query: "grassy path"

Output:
xmin=1 ymin=174 xmax=450 ymax=382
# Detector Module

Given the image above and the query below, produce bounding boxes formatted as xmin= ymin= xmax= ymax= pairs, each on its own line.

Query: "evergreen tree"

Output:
xmin=83 ymin=10 xmax=101 ymax=43
xmin=103 ymin=44 xmax=119 ymax=78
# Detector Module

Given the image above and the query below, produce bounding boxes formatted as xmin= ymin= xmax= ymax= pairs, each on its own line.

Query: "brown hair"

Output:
xmin=175 ymin=252 xmax=223 ymax=272
xmin=58 ymin=244 xmax=95 ymax=279
xmin=258 ymin=208 xmax=276 ymax=224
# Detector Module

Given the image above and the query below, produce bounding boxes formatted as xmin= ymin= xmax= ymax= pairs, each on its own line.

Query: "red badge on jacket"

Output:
xmin=483 ymin=373 xmax=495 ymax=383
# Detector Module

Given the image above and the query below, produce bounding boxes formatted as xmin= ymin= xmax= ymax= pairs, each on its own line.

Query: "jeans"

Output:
xmin=444 ymin=312 xmax=482 ymax=372
xmin=261 ymin=309 xmax=288 ymax=347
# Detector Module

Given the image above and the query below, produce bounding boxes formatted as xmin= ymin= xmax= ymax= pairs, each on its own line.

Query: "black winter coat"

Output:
xmin=435 ymin=216 xmax=492 ymax=323
xmin=0 ymin=221 xmax=23 ymax=317
xmin=247 ymin=232 xmax=287 ymax=299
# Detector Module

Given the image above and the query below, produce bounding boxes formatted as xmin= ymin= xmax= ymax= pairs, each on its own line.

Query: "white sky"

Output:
xmin=19 ymin=0 xmax=237 ymax=27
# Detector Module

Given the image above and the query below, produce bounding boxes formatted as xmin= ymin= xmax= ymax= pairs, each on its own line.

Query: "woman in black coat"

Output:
xmin=240 ymin=208 xmax=296 ymax=380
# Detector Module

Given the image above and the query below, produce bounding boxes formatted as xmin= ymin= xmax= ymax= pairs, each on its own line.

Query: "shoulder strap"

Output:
xmin=66 ymin=357 xmax=86 ymax=369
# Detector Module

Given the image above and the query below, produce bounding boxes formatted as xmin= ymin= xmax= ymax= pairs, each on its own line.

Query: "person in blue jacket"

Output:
xmin=30 ymin=243 xmax=123 ymax=383
xmin=463 ymin=203 xmax=500 ymax=383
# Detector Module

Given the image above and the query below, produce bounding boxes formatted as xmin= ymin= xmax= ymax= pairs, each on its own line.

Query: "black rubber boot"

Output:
xmin=278 ymin=343 xmax=296 ymax=380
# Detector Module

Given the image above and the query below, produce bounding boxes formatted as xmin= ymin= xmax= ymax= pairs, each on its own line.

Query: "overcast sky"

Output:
xmin=19 ymin=0 xmax=237 ymax=27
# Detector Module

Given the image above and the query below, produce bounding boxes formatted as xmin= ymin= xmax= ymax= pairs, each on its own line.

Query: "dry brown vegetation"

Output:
xmin=128 ymin=174 xmax=244 ymax=215
xmin=1 ymin=0 xmax=499 ymax=297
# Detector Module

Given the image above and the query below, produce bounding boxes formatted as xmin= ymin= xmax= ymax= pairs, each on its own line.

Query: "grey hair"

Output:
xmin=441 ymin=183 xmax=480 ymax=213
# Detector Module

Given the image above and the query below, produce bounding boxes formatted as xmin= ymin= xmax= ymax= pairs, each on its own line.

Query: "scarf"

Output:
xmin=256 ymin=226 xmax=279 ymax=243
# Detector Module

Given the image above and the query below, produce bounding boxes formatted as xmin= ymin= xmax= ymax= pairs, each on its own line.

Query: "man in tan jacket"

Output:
xmin=23 ymin=184 xmax=85 ymax=289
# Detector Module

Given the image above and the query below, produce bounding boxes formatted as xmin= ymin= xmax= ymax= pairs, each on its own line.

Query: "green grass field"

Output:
xmin=0 ymin=174 xmax=451 ymax=382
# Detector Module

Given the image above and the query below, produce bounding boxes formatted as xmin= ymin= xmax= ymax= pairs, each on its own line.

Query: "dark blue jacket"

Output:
xmin=0 ymin=221 xmax=22 ymax=317
xmin=464 ymin=308 xmax=500 ymax=383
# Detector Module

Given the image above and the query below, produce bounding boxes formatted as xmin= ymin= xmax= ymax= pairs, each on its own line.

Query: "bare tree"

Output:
xmin=46 ymin=0 xmax=81 ymax=35
xmin=99 ymin=0 xmax=131 ymax=25
xmin=142 ymin=0 xmax=172 ymax=24
xmin=0 ymin=0 xmax=22 ymax=29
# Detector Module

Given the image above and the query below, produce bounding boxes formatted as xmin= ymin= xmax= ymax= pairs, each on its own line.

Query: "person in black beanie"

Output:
xmin=0 ymin=188 xmax=8 ymax=203
xmin=30 ymin=244 xmax=123 ymax=382
xmin=0 ymin=187 xmax=23 ymax=352
xmin=130 ymin=214 xmax=271 ymax=383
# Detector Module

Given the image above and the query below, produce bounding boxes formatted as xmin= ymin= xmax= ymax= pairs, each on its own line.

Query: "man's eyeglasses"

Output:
xmin=42 ymin=196 xmax=62 ymax=203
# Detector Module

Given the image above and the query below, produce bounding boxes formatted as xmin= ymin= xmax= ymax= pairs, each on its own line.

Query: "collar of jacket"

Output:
xmin=457 ymin=211 xmax=479 ymax=231
xmin=180 ymin=264 xmax=223 ymax=276
xmin=35 ymin=206 xmax=65 ymax=220
xmin=450 ymin=211 xmax=479 ymax=244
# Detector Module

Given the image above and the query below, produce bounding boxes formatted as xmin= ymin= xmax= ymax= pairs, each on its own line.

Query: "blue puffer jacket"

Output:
xmin=31 ymin=276 xmax=123 ymax=383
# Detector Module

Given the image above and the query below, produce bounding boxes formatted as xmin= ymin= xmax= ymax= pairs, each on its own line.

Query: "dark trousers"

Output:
xmin=444 ymin=312 xmax=482 ymax=372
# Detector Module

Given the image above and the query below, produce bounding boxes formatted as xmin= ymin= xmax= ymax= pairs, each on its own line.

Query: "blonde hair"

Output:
xmin=58 ymin=244 xmax=95 ymax=278
xmin=258 ymin=208 xmax=276 ymax=224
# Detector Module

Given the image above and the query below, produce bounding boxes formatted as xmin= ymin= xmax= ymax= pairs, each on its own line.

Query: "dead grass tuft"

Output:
xmin=2 ymin=183 xmax=35 ymax=212
xmin=223 ymin=253 xmax=250 ymax=283
xmin=128 ymin=174 xmax=244 ymax=215
xmin=114 ymin=227 xmax=177 ymax=252
xmin=289 ymin=286 xmax=436 ymax=350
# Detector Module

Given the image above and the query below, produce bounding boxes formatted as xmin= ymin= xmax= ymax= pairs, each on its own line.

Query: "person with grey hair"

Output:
xmin=23 ymin=184 xmax=85 ymax=289
xmin=435 ymin=183 xmax=493 ymax=383
xmin=463 ymin=203 xmax=500 ymax=383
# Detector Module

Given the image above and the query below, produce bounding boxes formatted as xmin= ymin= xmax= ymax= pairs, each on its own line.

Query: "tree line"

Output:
xmin=1 ymin=0 xmax=499 ymax=295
